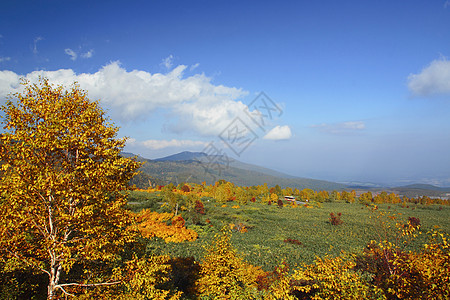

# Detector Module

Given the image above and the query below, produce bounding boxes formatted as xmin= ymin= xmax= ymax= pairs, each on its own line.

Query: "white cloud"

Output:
xmin=190 ymin=63 xmax=200 ymax=71
xmin=161 ymin=55 xmax=174 ymax=69
xmin=445 ymin=1 xmax=450 ymax=8
xmin=311 ymin=121 xmax=365 ymax=134
xmin=129 ymin=138 xmax=208 ymax=150
xmin=65 ymin=48 xmax=94 ymax=60
xmin=0 ymin=70 xmax=21 ymax=98
xmin=0 ymin=57 xmax=11 ymax=62
xmin=64 ymin=48 xmax=77 ymax=61
xmin=407 ymin=58 xmax=450 ymax=97
xmin=81 ymin=49 xmax=94 ymax=59
xmin=263 ymin=125 xmax=292 ymax=140
xmin=33 ymin=36 xmax=43 ymax=54
xmin=0 ymin=61 xmax=250 ymax=137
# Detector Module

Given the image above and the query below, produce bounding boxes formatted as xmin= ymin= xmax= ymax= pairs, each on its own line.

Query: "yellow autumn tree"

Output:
xmin=361 ymin=207 xmax=449 ymax=299
xmin=359 ymin=191 xmax=373 ymax=205
xmin=0 ymin=78 xmax=141 ymax=299
xmin=115 ymin=255 xmax=183 ymax=300
xmin=196 ymin=229 xmax=264 ymax=299
xmin=291 ymin=255 xmax=385 ymax=300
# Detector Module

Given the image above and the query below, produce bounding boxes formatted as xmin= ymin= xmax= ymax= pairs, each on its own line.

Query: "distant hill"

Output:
xmin=132 ymin=151 xmax=347 ymax=190
xmin=395 ymin=184 xmax=450 ymax=191
xmin=154 ymin=152 xmax=296 ymax=179
xmin=389 ymin=184 xmax=450 ymax=198
xmin=196 ymin=155 xmax=297 ymax=179
xmin=339 ymin=181 xmax=385 ymax=189
xmin=154 ymin=151 xmax=207 ymax=162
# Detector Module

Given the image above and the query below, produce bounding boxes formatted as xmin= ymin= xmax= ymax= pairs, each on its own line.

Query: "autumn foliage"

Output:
xmin=329 ymin=212 xmax=343 ymax=225
xmin=135 ymin=209 xmax=198 ymax=243
xmin=1 ymin=78 xmax=448 ymax=299
xmin=0 ymin=78 xmax=141 ymax=299
xmin=196 ymin=229 xmax=264 ymax=299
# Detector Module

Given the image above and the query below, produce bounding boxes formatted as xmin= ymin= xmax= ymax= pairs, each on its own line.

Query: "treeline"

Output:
xmin=133 ymin=180 xmax=450 ymax=210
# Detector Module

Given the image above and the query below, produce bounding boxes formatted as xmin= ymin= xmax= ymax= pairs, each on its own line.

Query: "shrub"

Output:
xmin=407 ymin=216 xmax=420 ymax=228
xmin=277 ymin=199 xmax=284 ymax=208
xmin=291 ymin=255 xmax=384 ymax=300
xmin=195 ymin=200 xmax=205 ymax=215
xmin=329 ymin=212 xmax=343 ymax=225
xmin=196 ymin=229 xmax=263 ymax=299
xmin=284 ymin=238 xmax=302 ymax=246
xmin=180 ymin=185 xmax=191 ymax=193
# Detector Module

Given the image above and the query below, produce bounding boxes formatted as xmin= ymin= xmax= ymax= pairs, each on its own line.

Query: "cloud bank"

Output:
xmin=263 ymin=125 xmax=292 ymax=140
xmin=0 ymin=61 xmax=249 ymax=137
xmin=408 ymin=58 xmax=450 ymax=97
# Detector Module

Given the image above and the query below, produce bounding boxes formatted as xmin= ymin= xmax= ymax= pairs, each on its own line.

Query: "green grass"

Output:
xmin=127 ymin=194 xmax=450 ymax=271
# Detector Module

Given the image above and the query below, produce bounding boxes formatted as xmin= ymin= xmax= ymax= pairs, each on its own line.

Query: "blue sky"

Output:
xmin=1 ymin=0 xmax=450 ymax=186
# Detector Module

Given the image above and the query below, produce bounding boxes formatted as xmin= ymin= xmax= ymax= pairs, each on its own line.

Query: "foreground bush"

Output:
xmin=291 ymin=255 xmax=385 ymax=300
xmin=196 ymin=229 xmax=265 ymax=299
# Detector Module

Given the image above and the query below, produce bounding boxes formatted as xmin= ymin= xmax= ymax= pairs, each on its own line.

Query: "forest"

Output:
xmin=0 ymin=80 xmax=448 ymax=299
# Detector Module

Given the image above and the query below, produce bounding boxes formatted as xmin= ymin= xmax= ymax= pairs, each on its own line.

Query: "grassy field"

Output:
xmin=128 ymin=191 xmax=450 ymax=271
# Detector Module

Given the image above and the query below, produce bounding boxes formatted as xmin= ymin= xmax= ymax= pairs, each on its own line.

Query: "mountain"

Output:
xmin=338 ymin=181 xmax=385 ymax=189
xmin=131 ymin=151 xmax=347 ymax=190
xmin=154 ymin=151 xmax=207 ymax=162
xmin=395 ymin=184 xmax=450 ymax=191
xmin=155 ymin=152 xmax=296 ymax=179
xmin=387 ymin=184 xmax=450 ymax=198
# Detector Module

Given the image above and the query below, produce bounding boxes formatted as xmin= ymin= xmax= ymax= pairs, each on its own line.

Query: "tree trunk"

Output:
xmin=48 ymin=257 xmax=62 ymax=299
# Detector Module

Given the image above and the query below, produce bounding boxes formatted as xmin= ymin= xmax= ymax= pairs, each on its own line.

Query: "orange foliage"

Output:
xmin=135 ymin=209 xmax=198 ymax=243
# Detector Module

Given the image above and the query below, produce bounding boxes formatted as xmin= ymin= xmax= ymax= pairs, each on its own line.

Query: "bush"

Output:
xmin=195 ymin=200 xmax=205 ymax=215
xmin=180 ymin=185 xmax=191 ymax=193
xmin=277 ymin=199 xmax=284 ymax=208
xmin=284 ymin=238 xmax=302 ymax=246
xmin=407 ymin=216 xmax=420 ymax=228
xmin=329 ymin=212 xmax=343 ymax=225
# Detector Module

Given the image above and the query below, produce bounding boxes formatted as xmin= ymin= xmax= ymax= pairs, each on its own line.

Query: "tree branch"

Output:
xmin=56 ymin=281 xmax=121 ymax=288
xmin=3 ymin=247 xmax=51 ymax=278
xmin=57 ymin=285 xmax=75 ymax=297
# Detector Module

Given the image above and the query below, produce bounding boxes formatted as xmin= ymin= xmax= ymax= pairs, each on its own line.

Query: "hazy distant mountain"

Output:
xmin=155 ymin=152 xmax=296 ymax=179
xmin=154 ymin=151 xmax=207 ymax=162
xmin=384 ymin=184 xmax=450 ymax=198
xmin=133 ymin=151 xmax=347 ymax=190
xmin=339 ymin=181 xmax=385 ymax=189
xmin=196 ymin=155 xmax=297 ymax=179
xmin=395 ymin=184 xmax=450 ymax=191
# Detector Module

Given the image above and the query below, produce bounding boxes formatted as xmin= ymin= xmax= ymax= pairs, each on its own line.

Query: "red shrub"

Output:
xmin=284 ymin=238 xmax=302 ymax=246
xmin=277 ymin=199 xmax=284 ymax=208
xmin=407 ymin=216 xmax=420 ymax=228
xmin=195 ymin=200 xmax=205 ymax=215
xmin=180 ymin=185 xmax=190 ymax=192
xmin=329 ymin=212 xmax=343 ymax=225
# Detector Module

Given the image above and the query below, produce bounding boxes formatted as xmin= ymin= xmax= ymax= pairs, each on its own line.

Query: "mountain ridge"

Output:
xmin=125 ymin=151 xmax=450 ymax=197
xmin=129 ymin=151 xmax=347 ymax=190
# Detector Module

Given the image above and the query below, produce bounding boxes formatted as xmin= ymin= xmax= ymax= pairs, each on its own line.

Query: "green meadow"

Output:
xmin=128 ymin=191 xmax=450 ymax=271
